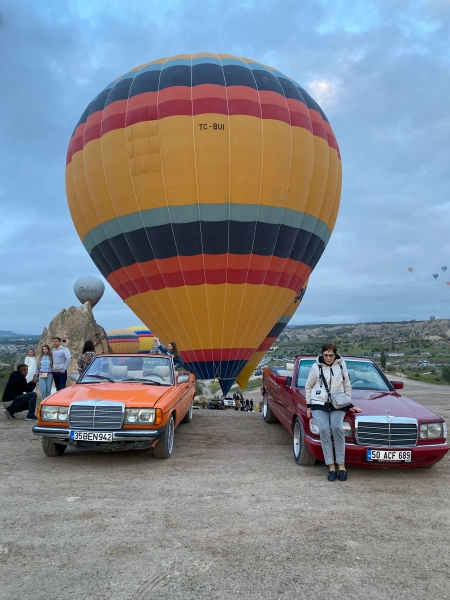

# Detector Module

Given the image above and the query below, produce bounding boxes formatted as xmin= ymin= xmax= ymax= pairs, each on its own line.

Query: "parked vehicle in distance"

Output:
xmin=32 ymin=354 xmax=196 ymax=459
xmin=262 ymin=355 xmax=448 ymax=468
xmin=208 ymin=398 xmax=226 ymax=410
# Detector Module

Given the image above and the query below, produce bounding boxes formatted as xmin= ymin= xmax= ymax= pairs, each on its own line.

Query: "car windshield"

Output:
xmin=79 ymin=355 xmax=174 ymax=385
xmin=296 ymin=359 xmax=390 ymax=391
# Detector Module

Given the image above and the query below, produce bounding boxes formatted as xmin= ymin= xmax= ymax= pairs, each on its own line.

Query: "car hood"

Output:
xmin=351 ymin=390 xmax=443 ymax=420
xmin=40 ymin=383 xmax=170 ymax=407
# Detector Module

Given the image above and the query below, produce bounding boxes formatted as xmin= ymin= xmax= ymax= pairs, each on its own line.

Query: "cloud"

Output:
xmin=1 ymin=0 xmax=450 ymax=335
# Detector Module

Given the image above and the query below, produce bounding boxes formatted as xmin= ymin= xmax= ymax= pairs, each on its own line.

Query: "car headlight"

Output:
xmin=342 ymin=421 xmax=353 ymax=438
xmin=309 ymin=419 xmax=319 ymax=435
xmin=41 ymin=405 xmax=68 ymax=422
xmin=125 ymin=408 xmax=156 ymax=424
xmin=420 ymin=423 xmax=445 ymax=439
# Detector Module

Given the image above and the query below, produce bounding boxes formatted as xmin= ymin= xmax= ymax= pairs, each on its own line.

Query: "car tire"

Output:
xmin=154 ymin=413 xmax=175 ymax=459
xmin=42 ymin=438 xmax=67 ymax=457
xmin=181 ymin=402 xmax=193 ymax=423
xmin=292 ymin=416 xmax=316 ymax=466
xmin=262 ymin=394 xmax=278 ymax=424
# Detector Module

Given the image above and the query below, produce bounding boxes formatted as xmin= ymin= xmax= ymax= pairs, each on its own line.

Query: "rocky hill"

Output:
xmin=283 ymin=320 xmax=450 ymax=346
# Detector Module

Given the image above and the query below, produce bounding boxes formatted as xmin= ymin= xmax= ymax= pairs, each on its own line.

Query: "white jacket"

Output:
xmin=305 ymin=355 xmax=352 ymax=407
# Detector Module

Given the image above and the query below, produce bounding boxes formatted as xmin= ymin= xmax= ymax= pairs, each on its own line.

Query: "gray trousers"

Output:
xmin=312 ymin=409 xmax=346 ymax=465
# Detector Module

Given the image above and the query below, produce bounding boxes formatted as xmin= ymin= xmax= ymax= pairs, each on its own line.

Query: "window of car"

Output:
xmin=296 ymin=360 xmax=315 ymax=387
xmin=345 ymin=360 xmax=390 ymax=391
xmin=295 ymin=358 xmax=391 ymax=391
xmin=79 ymin=355 xmax=174 ymax=385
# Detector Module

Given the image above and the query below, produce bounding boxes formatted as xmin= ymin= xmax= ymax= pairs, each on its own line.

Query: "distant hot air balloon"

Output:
xmin=441 ymin=266 xmax=447 ymax=272
xmin=107 ymin=328 xmax=140 ymax=353
xmin=446 ymin=281 xmax=450 ymax=286
xmin=65 ymin=54 xmax=342 ymax=394
xmin=432 ymin=273 xmax=439 ymax=279
xmin=128 ymin=325 xmax=155 ymax=353
xmin=73 ymin=275 xmax=105 ymax=307
xmin=407 ymin=267 xmax=414 ymax=273
xmin=235 ymin=280 xmax=308 ymax=390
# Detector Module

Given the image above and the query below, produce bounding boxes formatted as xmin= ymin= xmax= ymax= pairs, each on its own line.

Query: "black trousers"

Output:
xmin=5 ymin=392 xmax=37 ymax=417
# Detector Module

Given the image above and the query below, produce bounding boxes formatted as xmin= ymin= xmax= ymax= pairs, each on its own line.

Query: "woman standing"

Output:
xmin=77 ymin=340 xmax=98 ymax=373
xmin=24 ymin=349 xmax=37 ymax=383
xmin=154 ymin=337 xmax=183 ymax=368
xmin=305 ymin=343 xmax=361 ymax=482
xmin=37 ymin=345 xmax=53 ymax=400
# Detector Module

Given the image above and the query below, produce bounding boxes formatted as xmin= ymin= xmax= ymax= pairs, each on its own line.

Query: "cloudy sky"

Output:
xmin=1 ymin=0 xmax=450 ymax=334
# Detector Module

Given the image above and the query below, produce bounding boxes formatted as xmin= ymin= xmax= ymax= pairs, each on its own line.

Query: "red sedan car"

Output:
xmin=262 ymin=356 xmax=449 ymax=468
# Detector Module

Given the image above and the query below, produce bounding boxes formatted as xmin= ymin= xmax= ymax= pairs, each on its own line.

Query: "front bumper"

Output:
xmin=32 ymin=425 xmax=165 ymax=450
xmin=305 ymin=434 xmax=449 ymax=468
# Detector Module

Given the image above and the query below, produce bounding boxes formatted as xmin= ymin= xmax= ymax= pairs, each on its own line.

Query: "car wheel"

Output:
xmin=42 ymin=437 xmax=67 ymax=457
xmin=181 ymin=402 xmax=193 ymax=423
xmin=154 ymin=414 xmax=175 ymax=459
xmin=263 ymin=394 xmax=278 ymax=423
xmin=292 ymin=416 xmax=316 ymax=466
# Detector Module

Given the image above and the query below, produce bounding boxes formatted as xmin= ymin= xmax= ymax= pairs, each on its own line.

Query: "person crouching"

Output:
xmin=2 ymin=364 xmax=38 ymax=420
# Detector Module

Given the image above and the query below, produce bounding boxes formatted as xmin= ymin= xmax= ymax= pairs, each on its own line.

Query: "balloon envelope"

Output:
xmin=433 ymin=273 xmax=439 ymax=279
xmin=407 ymin=267 xmax=413 ymax=273
xmin=441 ymin=266 xmax=447 ymax=272
xmin=446 ymin=281 xmax=450 ymax=286
xmin=235 ymin=280 xmax=308 ymax=390
xmin=107 ymin=328 xmax=140 ymax=353
xmin=74 ymin=276 xmax=105 ymax=307
xmin=128 ymin=325 xmax=155 ymax=353
xmin=66 ymin=54 xmax=341 ymax=393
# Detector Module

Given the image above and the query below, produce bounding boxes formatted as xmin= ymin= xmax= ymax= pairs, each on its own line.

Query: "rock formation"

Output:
xmin=37 ymin=303 xmax=112 ymax=380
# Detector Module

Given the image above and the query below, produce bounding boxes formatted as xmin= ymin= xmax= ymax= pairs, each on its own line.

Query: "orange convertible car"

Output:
xmin=32 ymin=354 xmax=196 ymax=459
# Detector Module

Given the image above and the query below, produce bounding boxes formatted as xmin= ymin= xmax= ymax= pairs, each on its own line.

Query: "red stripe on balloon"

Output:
xmin=181 ymin=348 xmax=254 ymax=362
xmin=107 ymin=263 xmax=310 ymax=301
xmin=67 ymin=92 xmax=334 ymax=164
xmin=106 ymin=254 xmax=310 ymax=288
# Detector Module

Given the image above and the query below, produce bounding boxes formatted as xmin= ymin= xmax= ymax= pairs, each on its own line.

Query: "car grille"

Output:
xmin=69 ymin=401 xmax=124 ymax=430
xmin=355 ymin=416 xmax=418 ymax=447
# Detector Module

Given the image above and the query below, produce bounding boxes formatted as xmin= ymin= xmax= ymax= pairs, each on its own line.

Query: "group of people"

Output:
xmin=232 ymin=393 xmax=255 ymax=412
xmin=2 ymin=338 xmax=98 ymax=421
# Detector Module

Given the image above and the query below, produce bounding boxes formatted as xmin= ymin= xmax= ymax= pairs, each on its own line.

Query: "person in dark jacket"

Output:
xmin=2 ymin=364 xmax=38 ymax=420
xmin=154 ymin=338 xmax=184 ymax=368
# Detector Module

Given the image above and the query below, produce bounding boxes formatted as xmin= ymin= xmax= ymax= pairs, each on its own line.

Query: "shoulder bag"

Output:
xmin=319 ymin=365 xmax=351 ymax=409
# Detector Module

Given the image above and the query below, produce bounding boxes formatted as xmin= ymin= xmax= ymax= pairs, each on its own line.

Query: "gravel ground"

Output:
xmin=1 ymin=379 xmax=449 ymax=600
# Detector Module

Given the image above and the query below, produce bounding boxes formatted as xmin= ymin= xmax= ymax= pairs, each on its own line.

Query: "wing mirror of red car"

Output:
xmin=285 ymin=376 xmax=292 ymax=387
xmin=390 ymin=381 xmax=404 ymax=389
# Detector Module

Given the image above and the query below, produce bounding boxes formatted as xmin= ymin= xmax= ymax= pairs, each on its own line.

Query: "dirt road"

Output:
xmin=1 ymin=379 xmax=449 ymax=600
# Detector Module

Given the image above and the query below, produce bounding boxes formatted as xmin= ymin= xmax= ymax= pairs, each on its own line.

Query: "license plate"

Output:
xmin=367 ymin=449 xmax=411 ymax=462
xmin=70 ymin=431 xmax=113 ymax=442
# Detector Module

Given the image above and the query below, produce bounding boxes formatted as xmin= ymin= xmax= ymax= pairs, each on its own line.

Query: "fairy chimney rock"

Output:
xmin=38 ymin=303 xmax=112 ymax=378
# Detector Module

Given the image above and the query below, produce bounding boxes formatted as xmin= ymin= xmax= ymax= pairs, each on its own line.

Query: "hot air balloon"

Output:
xmin=446 ymin=281 xmax=450 ymax=286
xmin=65 ymin=54 xmax=341 ymax=394
xmin=442 ymin=266 xmax=447 ymax=272
xmin=107 ymin=328 xmax=140 ymax=353
xmin=73 ymin=275 xmax=105 ymax=307
xmin=407 ymin=267 xmax=413 ymax=273
xmin=433 ymin=273 xmax=439 ymax=279
xmin=128 ymin=325 xmax=155 ymax=353
xmin=429 ymin=316 xmax=438 ymax=321
xmin=235 ymin=280 xmax=308 ymax=389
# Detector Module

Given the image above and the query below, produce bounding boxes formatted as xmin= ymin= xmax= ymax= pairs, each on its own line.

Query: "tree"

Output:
xmin=442 ymin=366 xmax=450 ymax=384
xmin=380 ymin=348 xmax=387 ymax=370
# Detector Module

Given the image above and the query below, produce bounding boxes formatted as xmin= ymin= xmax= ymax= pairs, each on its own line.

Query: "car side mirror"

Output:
xmin=70 ymin=373 xmax=80 ymax=382
xmin=285 ymin=376 xmax=292 ymax=387
xmin=390 ymin=381 xmax=403 ymax=389
xmin=177 ymin=374 xmax=190 ymax=384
